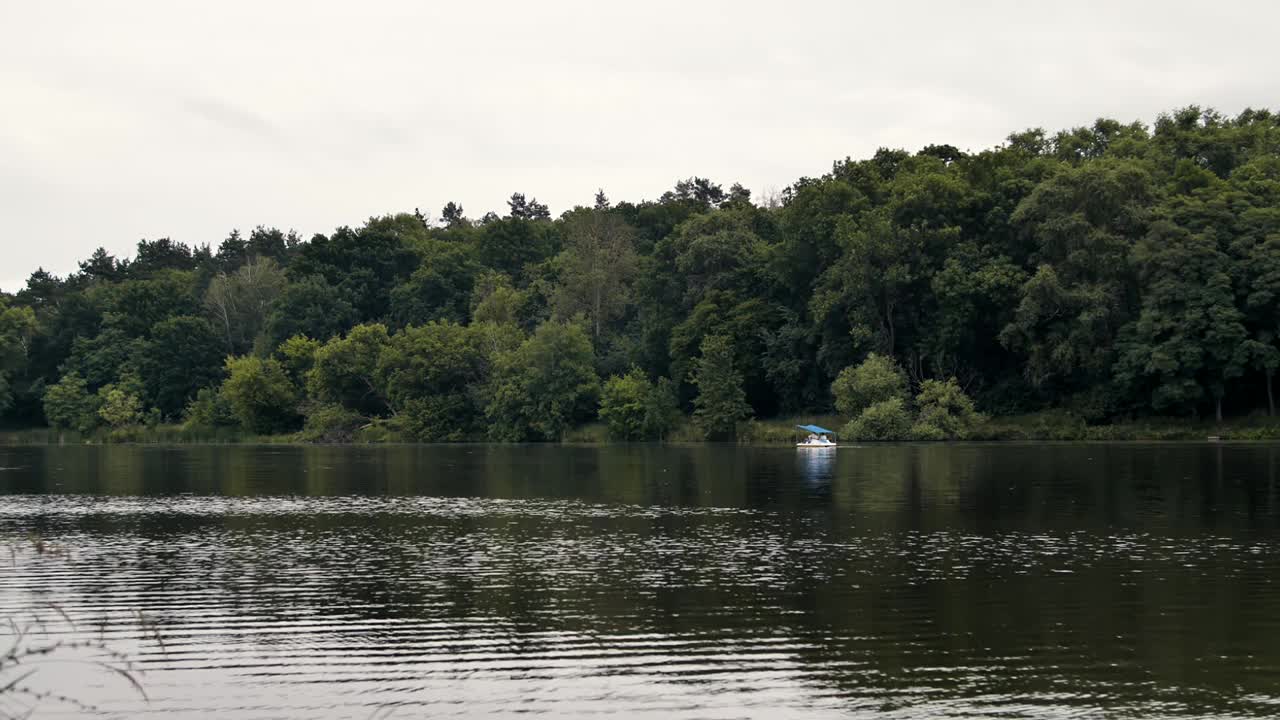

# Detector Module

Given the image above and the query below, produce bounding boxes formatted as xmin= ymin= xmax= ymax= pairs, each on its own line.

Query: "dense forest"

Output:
xmin=2 ymin=106 xmax=1279 ymax=442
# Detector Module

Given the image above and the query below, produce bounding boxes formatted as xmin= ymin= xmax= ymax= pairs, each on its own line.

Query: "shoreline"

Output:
xmin=4 ymin=429 xmax=1279 ymax=448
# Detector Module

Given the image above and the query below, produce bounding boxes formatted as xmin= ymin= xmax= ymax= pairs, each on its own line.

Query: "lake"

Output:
xmin=2 ymin=443 xmax=1279 ymax=718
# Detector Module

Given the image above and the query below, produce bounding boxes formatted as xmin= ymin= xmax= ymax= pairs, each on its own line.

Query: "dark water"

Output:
xmin=2 ymin=443 xmax=1280 ymax=719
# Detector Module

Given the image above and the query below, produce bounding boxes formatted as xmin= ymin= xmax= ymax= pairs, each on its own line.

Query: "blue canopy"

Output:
xmin=795 ymin=424 xmax=836 ymax=435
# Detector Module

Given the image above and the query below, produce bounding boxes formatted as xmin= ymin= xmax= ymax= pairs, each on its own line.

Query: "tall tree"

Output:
xmin=690 ymin=334 xmax=751 ymax=440
xmin=204 ymin=257 xmax=287 ymax=353
xmin=551 ymin=209 xmax=638 ymax=338
xmin=485 ymin=321 xmax=599 ymax=441
xmin=1117 ymin=222 xmax=1248 ymax=420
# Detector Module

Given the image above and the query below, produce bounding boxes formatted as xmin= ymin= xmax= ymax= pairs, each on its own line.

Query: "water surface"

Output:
xmin=2 ymin=443 xmax=1279 ymax=718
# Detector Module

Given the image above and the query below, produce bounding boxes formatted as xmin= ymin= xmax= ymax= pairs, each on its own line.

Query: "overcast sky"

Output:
xmin=3 ymin=0 xmax=1279 ymax=291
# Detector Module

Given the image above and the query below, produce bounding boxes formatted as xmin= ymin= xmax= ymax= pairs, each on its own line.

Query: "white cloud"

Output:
xmin=3 ymin=0 xmax=1279 ymax=290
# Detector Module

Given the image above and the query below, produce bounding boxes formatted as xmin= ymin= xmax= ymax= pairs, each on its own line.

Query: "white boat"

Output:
xmin=795 ymin=424 xmax=837 ymax=448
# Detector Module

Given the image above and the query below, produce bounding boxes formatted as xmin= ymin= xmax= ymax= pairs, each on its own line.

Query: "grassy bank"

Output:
xmin=6 ymin=413 xmax=1280 ymax=446
xmin=0 ymin=425 xmax=266 ymax=445
xmin=968 ymin=411 xmax=1280 ymax=442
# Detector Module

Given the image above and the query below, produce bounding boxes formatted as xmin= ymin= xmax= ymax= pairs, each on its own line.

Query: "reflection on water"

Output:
xmin=796 ymin=446 xmax=837 ymax=483
xmin=2 ymin=443 xmax=1280 ymax=718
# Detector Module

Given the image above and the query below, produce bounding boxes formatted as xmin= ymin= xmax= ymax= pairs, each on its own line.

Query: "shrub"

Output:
xmin=97 ymin=386 xmax=143 ymax=428
xmin=832 ymin=353 xmax=908 ymax=416
xmin=914 ymin=378 xmax=982 ymax=439
xmin=183 ymin=387 xmax=238 ymax=429
xmin=600 ymin=370 xmax=650 ymax=440
xmin=299 ymin=403 xmax=366 ymax=443
xmin=43 ymin=372 xmax=99 ymax=434
xmin=222 ymin=356 xmax=301 ymax=434
xmin=599 ymin=370 xmax=680 ymax=441
xmin=400 ymin=395 xmax=473 ymax=442
xmin=843 ymin=397 xmax=913 ymax=441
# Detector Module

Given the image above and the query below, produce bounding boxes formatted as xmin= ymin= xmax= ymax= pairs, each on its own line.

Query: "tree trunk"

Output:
xmin=1215 ymin=396 xmax=1223 ymax=424
xmin=1267 ymin=371 xmax=1275 ymax=417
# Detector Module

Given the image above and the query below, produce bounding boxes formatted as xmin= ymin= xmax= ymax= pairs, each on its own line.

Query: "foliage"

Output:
xmin=485 ymin=321 xmax=599 ymax=441
xmin=644 ymin=377 xmax=682 ymax=441
xmin=43 ymin=372 xmax=99 ymax=433
xmin=307 ymin=324 xmax=392 ymax=416
xmin=274 ymin=335 xmax=321 ymax=387
xmin=551 ymin=209 xmax=639 ymax=338
xmin=299 ymin=403 xmax=367 ymax=443
xmin=97 ymin=385 xmax=143 ymax=428
xmin=183 ymin=387 xmax=238 ymax=430
xmin=691 ymin=334 xmax=752 ymax=439
xmin=842 ymin=397 xmax=913 ymax=441
xmin=221 ymin=356 xmax=301 ymax=434
xmin=264 ymin=275 xmax=358 ymax=349
xmin=0 ymin=300 xmax=37 ymax=415
xmin=913 ymin=378 xmax=982 ymax=439
xmin=377 ymin=321 xmax=488 ymax=440
xmin=204 ymin=257 xmax=287 ymax=353
xmin=6 ymin=106 xmax=1280 ymax=439
xmin=831 ymin=353 xmax=908 ymax=416
xmin=598 ymin=369 xmax=678 ymax=441
xmin=135 ymin=315 xmax=225 ymax=419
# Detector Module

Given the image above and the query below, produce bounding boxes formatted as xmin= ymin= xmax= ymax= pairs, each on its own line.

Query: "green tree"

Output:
xmin=307 ymin=324 xmax=393 ymax=416
xmin=43 ymin=372 xmax=99 ymax=433
xmin=831 ymin=353 xmax=908 ymax=416
xmin=1001 ymin=159 xmax=1153 ymax=389
xmin=812 ymin=212 xmax=945 ymax=361
xmin=485 ymin=321 xmax=599 ymax=441
xmin=475 ymin=216 xmax=559 ymax=279
xmin=183 ymin=387 xmax=237 ymax=430
xmin=600 ymin=369 xmax=651 ymax=441
xmin=1116 ymin=222 xmax=1248 ymax=420
xmin=644 ymin=377 xmax=681 ymax=441
xmin=136 ymin=315 xmax=226 ymax=419
xmin=0 ymin=301 xmax=37 ymax=416
xmin=390 ymin=241 xmax=480 ymax=326
xmin=97 ymin=386 xmax=143 ymax=428
xmin=204 ymin=257 xmax=287 ymax=353
xmin=288 ymin=215 xmax=422 ymax=320
xmin=376 ymin=321 xmax=488 ymax=441
xmin=600 ymin=370 xmax=682 ymax=441
xmin=470 ymin=272 xmax=527 ymax=326
xmin=912 ymin=378 xmax=981 ymax=439
xmin=842 ymin=397 xmax=913 ymax=441
xmin=551 ymin=209 xmax=638 ymax=338
xmin=222 ymin=355 xmax=301 ymax=434
xmin=100 ymin=270 xmax=201 ymax=339
xmin=265 ymin=275 xmax=359 ymax=348
xmin=690 ymin=334 xmax=751 ymax=440
xmin=275 ymin=335 xmax=321 ymax=388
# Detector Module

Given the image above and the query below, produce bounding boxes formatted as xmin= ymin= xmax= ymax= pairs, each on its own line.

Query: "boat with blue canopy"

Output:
xmin=795 ymin=424 xmax=837 ymax=448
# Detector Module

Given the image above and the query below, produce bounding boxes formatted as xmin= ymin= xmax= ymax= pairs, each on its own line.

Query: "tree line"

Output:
xmin=2 ymin=105 xmax=1278 ymax=441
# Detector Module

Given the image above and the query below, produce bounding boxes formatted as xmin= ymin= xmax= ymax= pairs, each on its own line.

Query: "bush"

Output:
xmin=909 ymin=422 xmax=947 ymax=441
xmin=600 ymin=370 xmax=649 ymax=440
xmin=43 ymin=372 xmax=99 ymax=434
xmin=600 ymin=370 xmax=681 ymax=441
xmin=222 ymin=356 xmax=302 ymax=434
xmin=400 ymin=394 xmax=473 ymax=442
xmin=485 ymin=321 xmax=600 ymax=441
xmin=832 ymin=354 xmax=908 ymax=416
xmin=97 ymin=386 xmax=143 ymax=428
xmin=183 ymin=387 xmax=238 ymax=429
xmin=299 ymin=403 xmax=366 ymax=443
xmin=914 ymin=378 xmax=982 ymax=439
xmin=843 ymin=397 xmax=913 ymax=441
